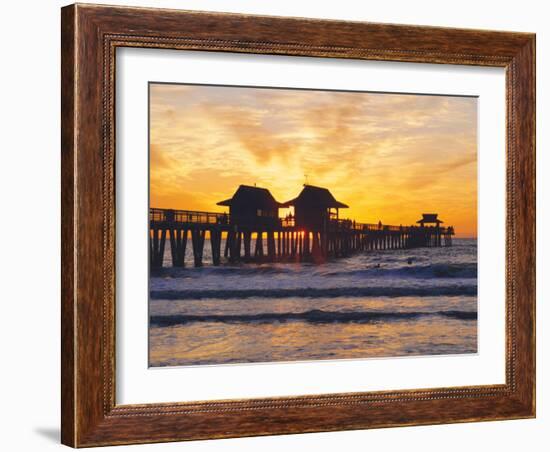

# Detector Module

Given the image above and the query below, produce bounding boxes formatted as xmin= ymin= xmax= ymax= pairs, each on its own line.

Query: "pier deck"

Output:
xmin=150 ymin=208 xmax=454 ymax=268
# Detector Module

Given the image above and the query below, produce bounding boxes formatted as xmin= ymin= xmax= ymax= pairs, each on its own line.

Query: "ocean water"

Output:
xmin=149 ymin=238 xmax=477 ymax=367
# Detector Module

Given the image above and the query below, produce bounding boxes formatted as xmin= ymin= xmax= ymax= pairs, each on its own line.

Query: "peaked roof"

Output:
xmin=282 ymin=185 xmax=349 ymax=209
xmin=416 ymin=213 xmax=443 ymax=224
xmin=217 ymin=185 xmax=282 ymax=207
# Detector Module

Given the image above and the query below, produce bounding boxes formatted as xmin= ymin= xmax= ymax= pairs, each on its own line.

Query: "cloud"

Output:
xmin=149 ymin=83 xmax=478 ymax=237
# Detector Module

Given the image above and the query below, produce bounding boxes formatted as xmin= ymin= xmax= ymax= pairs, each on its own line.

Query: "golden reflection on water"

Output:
xmin=149 ymin=317 xmax=477 ymax=367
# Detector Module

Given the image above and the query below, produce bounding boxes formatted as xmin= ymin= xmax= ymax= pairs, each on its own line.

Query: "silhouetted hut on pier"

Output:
xmin=217 ymin=184 xmax=282 ymax=228
xmin=416 ymin=213 xmax=443 ymax=227
xmin=415 ymin=213 xmax=445 ymax=247
xmin=281 ymin=185 xmax=349 ymax=230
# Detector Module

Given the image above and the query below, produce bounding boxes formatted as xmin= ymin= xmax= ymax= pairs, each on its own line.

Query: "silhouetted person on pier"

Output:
xmin=378 ymin=220 xmax=382 ymax=230
xmin=284 ymin=212 xmax=292 ymax=226
xmin=165 ymin=209 xmax=175 ymax=222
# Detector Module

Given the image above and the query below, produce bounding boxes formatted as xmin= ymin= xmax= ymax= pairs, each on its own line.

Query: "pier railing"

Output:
xmin=330 ymin=219 xmax=407 ymax=232
xmin=150 ymin=208 xmax=453 ymax=233
xmin=150 ymin=208 xmax=227 ymax=225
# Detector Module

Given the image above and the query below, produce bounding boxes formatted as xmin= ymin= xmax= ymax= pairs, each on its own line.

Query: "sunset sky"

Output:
xmin=150 ymin=83 xmax=477 ymax=238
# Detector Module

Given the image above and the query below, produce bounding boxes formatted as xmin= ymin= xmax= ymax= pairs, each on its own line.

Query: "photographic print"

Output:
xmin=148 ymin=83 xmax=478 ymax=367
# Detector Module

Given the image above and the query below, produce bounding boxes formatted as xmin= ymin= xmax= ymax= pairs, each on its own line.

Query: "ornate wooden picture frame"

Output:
xmin=61 ymin=3 xmax=535 ymax=447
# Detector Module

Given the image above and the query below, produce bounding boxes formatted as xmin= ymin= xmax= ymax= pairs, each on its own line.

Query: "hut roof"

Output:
xmin=281 ymin=185 xmax=349 ymax=209
xmin=416 ymin=213 xmax=443 ymax=224
xmin=217 ymin=185 xmax=282 ymax=207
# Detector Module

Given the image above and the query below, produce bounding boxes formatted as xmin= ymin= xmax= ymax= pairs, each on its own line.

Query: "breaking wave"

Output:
xmin=322 ymin=263 xmax=477 ymax=279
xmin=150 ymin=285 xmax=477 ymax=300
xmin=150 ymin=309 xmax=477 ymax=326
xmin=152 ymin=262 xmax=476 ymax=279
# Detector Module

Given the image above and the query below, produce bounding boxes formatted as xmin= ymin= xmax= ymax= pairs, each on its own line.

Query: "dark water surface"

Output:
xmin=149 ymin=238 xmax=477 ymax=366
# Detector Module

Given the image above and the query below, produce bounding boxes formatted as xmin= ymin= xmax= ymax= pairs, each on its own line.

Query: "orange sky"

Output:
xmin=150 ymin=83 xmax=477 ymax=237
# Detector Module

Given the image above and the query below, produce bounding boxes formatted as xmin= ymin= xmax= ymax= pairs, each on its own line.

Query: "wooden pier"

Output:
xmin=149 ymin=207 xmax=454 ymax=269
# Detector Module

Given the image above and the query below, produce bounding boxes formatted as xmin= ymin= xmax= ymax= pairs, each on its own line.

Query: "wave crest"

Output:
xmin=323 ymin=263 xmax=477 ymax=279
xmin=150 ymin=285 xmax=477 ymax=300
xmin=150 ymin=309 xmax=477 ymax=326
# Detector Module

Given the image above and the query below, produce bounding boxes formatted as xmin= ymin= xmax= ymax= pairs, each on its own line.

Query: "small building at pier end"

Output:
xmin=217 ymin=184 xmax=282 ymax=228
xmin=282 ymin=184 xmax=349 ymax=230
xmin=416 ymin=213 xmax=443 ymax=227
